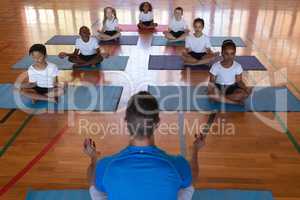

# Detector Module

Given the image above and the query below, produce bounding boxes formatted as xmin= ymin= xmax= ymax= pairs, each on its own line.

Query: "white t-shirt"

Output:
xmin=209 ymin=61 xmax=243 ymax=85
xmin=75 ymin=37 xmax=99 ymax=56
xmin=104 ymin=18 xmax=119 ymax=31
xmin=139 ymin=11 xmax=154 ymax=22
xmin=169 ymin=17 xmax=188 ymax=32
xmin=185 ymin=34 xmax=211 ymax=53
xmin=28 ymin=62 xmax=59 ymax=88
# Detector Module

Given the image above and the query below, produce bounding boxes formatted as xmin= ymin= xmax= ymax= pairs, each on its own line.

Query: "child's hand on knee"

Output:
xmin=58 ymin=52 xmax=67 ymax=59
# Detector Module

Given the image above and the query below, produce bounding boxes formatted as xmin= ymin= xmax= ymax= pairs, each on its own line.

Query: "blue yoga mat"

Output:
xmin=12 ymin=55 xmax=129 ymax=71
xmin=25 ymin=189 xmax=273 ymax=200
xmin=148 ymin=85 xmax=300 ymax=112
xmin=45 ymin=35 xmax=139 ymax=45
xmin=0 ymin=84 xmax=122 ymax=111
xmin=26 ymin=189 xmax=92 ymax=200
xmin=151 ymin=36 xmax=246 ymax=47
xmin=148 ymin=55 xmax=266 ymax=71
xmin=193 ymin=189 xmax=273 ymax=200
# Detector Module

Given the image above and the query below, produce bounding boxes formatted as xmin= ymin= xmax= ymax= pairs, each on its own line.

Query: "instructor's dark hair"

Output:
xmin=29 ymin=44 xmax=47 ymax=56
xmin=125 ymin=91 xmax=160 ymax=139
xmin=221 ymin=39 xmax=236 ymax=52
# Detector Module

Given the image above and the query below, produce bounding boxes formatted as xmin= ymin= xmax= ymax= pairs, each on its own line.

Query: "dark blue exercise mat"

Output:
xmin=45 ymin=35 xmax=138 ymax=45
xmin=148 ymin=85 xmax=300 ymax=112
xmin=72 ymin=56 xmax=129 ymax=71
xmin=12 ymin=55 xmax=129 ymax=71
xmin=192 ymin=189 xmax=273 ymax=200
xmin=0 ymin=84 xmax=122 ymax=111
xmin=151 ymin=36 xmax=185 ymax=46
xmin=99 ymin=35 xmax=139 ymax=45
xmin=148 ymin=55 xmax=266 ymax=71
xmin=25 ymin=189 xmax=273 ymax=200
xmin=151 ymin=36 xmax=246 ymax=47
xmin=148 ymin=55 xmax=184 ymax=70
xmin=25 ymin=189 xmax=92 ymax=200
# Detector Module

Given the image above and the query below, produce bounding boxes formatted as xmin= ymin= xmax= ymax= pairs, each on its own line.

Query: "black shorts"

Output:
xmin=170 ymin=31 xmax=185 ymax=38
xmin=79 ymin=54 xmax=97 ymax=62
xmin=33 ymin=86 xmax=51 ymax=95
xmin=188 ymin=52 xmax=207 ymax=60
xmin=104 ymin=30 xmax=118 ymax=36
xmin=215 ymin=83 xmax=241 ymax=95
xmin=141 ymin=20 xmax=153 ymax=26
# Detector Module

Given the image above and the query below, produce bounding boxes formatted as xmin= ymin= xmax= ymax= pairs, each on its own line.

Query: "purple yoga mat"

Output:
xmin=148 ymin=55 xmax=184 ymax=70
xmin=148 ymin=55 xmax=266 ymax=71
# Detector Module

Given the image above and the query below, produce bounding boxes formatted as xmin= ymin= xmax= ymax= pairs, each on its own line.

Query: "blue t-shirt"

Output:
xmin=94 ymin=145 xmax=192 ymax=200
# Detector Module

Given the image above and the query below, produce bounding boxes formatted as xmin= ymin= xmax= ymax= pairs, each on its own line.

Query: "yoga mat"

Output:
xmin=119 ymin=24 xmax=168 ymax=32
xmin=148 ymin=55 xmax=183 ymax=70
xmin=73 ymin=56 xmax=129 ymax=71
xmin=148 ymin=85 xmax=300 ymax=112
xmin=151 ymin=36 xmax=185 ymax=46
xmin=26 ymin=189 xmax=92 ymax=200
xmin=151 ymin=36 xmax=246 ymax=47
xmin=25 ymin=189 xmax=273 ymax=200
xmin=99 ymin=35 xmax=138 ymax=45
xmin=45 ymin=35 xmax=138 ymax=45
xmin=192 ymin=189 xmax=273 ymax=200
xmin=12 ymin=55 xmax=129 ymax=71
xmin=0 ymin=84 xmax=122 ymax=111
xmin=148 ymin=55 xmax=266 ymax=71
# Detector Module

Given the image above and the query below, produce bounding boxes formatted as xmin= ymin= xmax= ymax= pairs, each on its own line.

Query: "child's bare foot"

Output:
xmin=48 ymin=97 xmax=57 ymax=103
xmin=101 ymin=53 xmax=109 ymax=59
xmin=91 ymin=63 xmax=97 ymax=68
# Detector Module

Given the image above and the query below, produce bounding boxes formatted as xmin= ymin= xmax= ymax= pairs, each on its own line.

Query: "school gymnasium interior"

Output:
xmin=0 ymin=0 xmax=300 ymax=199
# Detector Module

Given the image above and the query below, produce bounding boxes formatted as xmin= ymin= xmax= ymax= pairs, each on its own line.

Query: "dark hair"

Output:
xmin=175 ymin=7 xmax=183 ymax=13
xmin=222 ymin=39 xmax=236 ymax=51
xmin=29 ymin=44 xmax=47 ymax=56
xmin=193 ymin=18 xmax=204 ymax=27
xmin=139 ymin=2 xmax=153 ymax=12
xmin=125 ymin=91 xmax=160 ymax=139
xmin=79 ymin=26 xmax=89 ymax=32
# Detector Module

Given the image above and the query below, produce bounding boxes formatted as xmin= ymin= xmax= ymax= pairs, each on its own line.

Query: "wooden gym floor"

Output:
xmin=0 ymin=0 xmax=300 ymax=199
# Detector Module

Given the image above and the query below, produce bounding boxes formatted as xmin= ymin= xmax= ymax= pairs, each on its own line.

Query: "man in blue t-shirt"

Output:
xmin=83 ymin=91 xmax=206 ymax=200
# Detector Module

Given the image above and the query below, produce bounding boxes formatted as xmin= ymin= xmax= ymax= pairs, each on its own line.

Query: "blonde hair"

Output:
xmin=103 ymin=7 xmax=117 ymax=27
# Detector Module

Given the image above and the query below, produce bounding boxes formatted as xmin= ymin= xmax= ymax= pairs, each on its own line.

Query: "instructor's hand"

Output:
xmin=193 ymin=132 xmax=206 ymax=151
xmin=83 ymin=138 xmax=97 ymax=159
